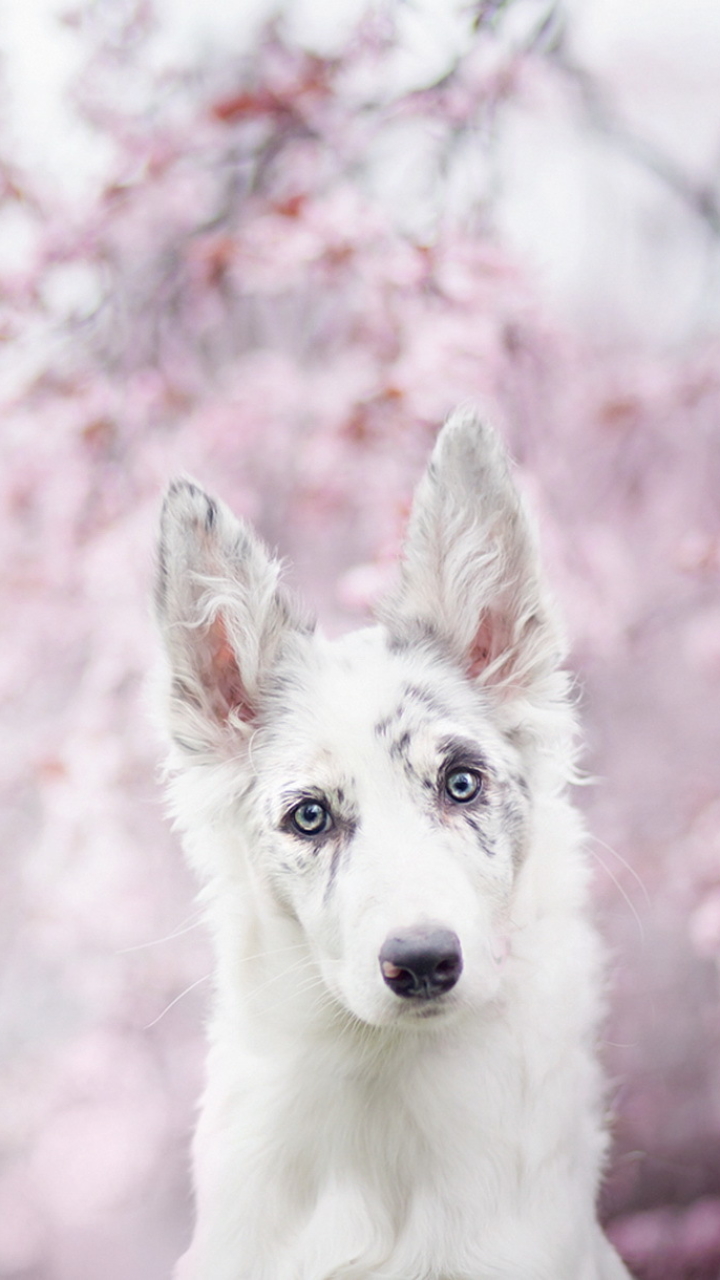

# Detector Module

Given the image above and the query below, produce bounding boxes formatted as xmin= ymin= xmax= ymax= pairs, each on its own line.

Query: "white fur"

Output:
xmin=155 ymin=409 xmax=632 ymax=1280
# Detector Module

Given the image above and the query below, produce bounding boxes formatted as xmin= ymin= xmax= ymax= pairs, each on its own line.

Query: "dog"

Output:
xmin=154 ymin=409 xmax=632 ymax=1279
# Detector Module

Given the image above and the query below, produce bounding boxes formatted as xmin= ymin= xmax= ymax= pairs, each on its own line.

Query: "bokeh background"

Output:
xmin=1 ymin=1 xmax=720 ymax=1276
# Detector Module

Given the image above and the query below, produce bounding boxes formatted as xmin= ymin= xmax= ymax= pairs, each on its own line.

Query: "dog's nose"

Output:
xmin=379 ymin=926 xmax=463 ymax=999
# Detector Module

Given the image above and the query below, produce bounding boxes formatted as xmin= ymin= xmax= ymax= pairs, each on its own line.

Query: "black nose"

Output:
xmin=379 ymin=926 xmax=463 ymax=999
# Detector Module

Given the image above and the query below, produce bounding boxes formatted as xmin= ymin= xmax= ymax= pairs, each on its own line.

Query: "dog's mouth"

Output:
xmin=387 ymin=988 xmax=464 ymax=1025
xmin=332 ymin=981 xmax=464 ymax=1030
xmin=409 ymin=999 xmax=455 ymax=1018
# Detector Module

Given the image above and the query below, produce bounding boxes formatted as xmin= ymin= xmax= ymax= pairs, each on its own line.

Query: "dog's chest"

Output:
xmin=254 ymin=1030 xmax=587 ymax=1278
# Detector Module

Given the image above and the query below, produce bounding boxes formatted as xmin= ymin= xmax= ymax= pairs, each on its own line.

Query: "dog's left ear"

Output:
xmin=380 ymin=408 xmax=564 ymax=700
xmin=155 ymin=480 xmax=311 ymax=754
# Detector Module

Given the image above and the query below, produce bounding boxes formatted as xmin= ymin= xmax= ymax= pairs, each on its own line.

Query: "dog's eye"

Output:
xmin=444 ymin=768 xmax=483 ymax=803
xmin=289 ymin=801 xmax=332 ymax=836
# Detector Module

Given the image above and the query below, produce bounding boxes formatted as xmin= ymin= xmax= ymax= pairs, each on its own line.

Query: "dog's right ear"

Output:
xmin=155 ymin=480 xmax=311 ymax=755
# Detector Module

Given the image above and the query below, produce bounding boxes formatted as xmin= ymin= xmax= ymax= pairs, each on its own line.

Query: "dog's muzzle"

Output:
xmin=379 ymin=926 xmax=463 ymax=999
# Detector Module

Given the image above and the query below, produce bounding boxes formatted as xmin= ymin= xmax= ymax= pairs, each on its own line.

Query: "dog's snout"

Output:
xmin=379 ymin=926 xmax=463 ymax=999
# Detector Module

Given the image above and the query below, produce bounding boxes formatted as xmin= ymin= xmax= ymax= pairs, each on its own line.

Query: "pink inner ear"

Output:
xmin=206 ymin=614 xmax=256 ymax=725
xmin=467 ymin=612 xmax=512 ymax=680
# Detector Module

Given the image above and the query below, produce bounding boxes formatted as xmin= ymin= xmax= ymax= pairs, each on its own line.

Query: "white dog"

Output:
xmin=155 ymin=409 xmax=632 ymax=1280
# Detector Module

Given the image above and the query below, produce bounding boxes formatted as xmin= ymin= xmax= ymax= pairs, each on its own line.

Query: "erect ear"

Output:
xmin=155 ymin=480 xmax=311 ymax=754
xmin=379 ymin=408 xmax=564 ymax=699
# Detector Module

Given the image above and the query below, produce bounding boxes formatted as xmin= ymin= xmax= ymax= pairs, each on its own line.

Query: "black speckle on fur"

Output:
xmin=463 ymin=812 xmax=494 ymax=856
xmin=171 ymin=733 xmax=203 ymax=754
xmin=275 ymin=591 xmax=313 ymax=635
xmin=322 ymin=814 xmax=358 ymax=900
xmin=166 ymin=478 xmax=201 ymax=504
xmin=171 ymin=676 xmax=203 ymax=710
xmin=387 ymin=621 xmax=439 ymax=656
xmin=386 ymin=632 xmax=410 ymax=654
xmin=205 ymin=497 xmax=218 ymax=531
xmin=401 ymin=682 xmax=453 ymax=720
xmin=334 ymin=814 xmax=358 ymax=847
xmin=389 ymin=730 xmax=411 ymax=761
xmin=375 ymin=704 xmax=406 ymax=739
xmin=386 ymin=727 xmax=427 ymax=791
xmin=324 ymin=844 xmax=343 ymax=900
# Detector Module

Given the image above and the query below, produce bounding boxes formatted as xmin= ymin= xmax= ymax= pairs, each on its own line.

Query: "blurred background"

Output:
xmin=1 ymin=0 xmax=719 ymax=1276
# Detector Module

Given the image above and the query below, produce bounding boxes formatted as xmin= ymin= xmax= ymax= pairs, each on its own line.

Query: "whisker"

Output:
xmin=237 ymin=955 xmax=317 ymax=1003
xmin=117 ymin=912 xmax=205 ymax=954
xmin=144 ymin=947 xmax=313 ymax=1029
xmin=589 ymin=834 xmax=651 ymax=908
xmin=292 ymin=974 xmax=332 ymax=1001
xmin=235 ymin=942 xmax=308 ymax=966
xmin=589 ymin=845 xmax=645 ymax=943
xmin=301 ymin=985 xmax=353 ymax=1028
xmin=145 ymin=973 xmax=212 ymax=1029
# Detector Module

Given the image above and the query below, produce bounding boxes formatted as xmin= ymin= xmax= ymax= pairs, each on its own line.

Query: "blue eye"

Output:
xmin=444 ymin=768 xmax=482 ymax=803
xmin=290 ymin=801 xmax=332 ymax=836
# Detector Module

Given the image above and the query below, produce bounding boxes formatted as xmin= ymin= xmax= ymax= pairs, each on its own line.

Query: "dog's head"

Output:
xmin=155 ymin=410 xmax=574 ymax=1028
